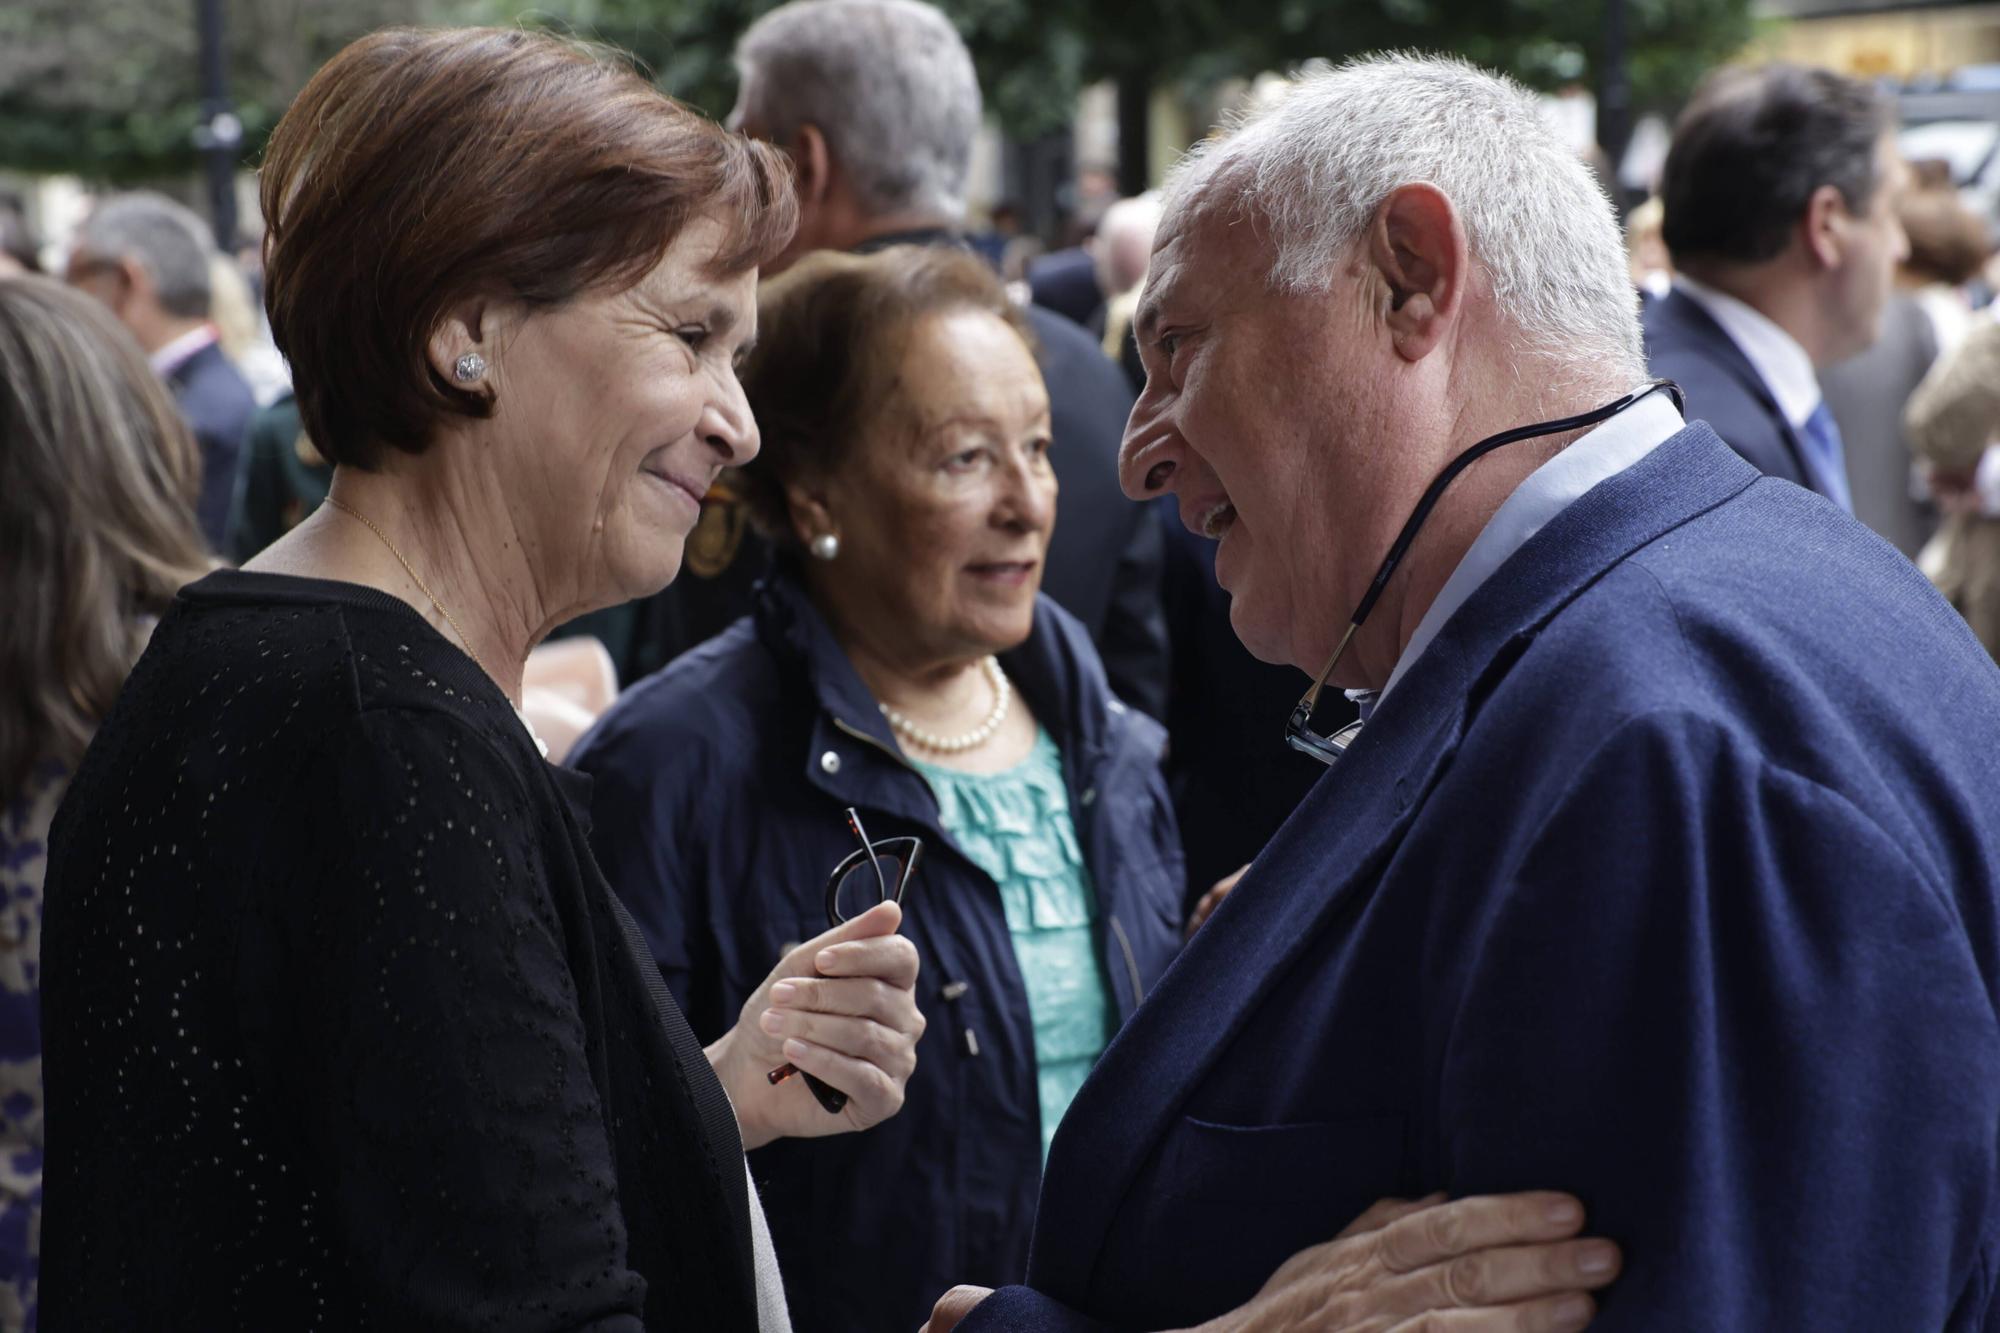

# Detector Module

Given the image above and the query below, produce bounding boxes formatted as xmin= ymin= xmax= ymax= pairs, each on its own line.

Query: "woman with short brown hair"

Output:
xmin=39 ymin=29 xmax=923 ymax=1330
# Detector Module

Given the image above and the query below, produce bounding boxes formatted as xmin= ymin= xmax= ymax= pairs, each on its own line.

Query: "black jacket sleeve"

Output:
xmin=283 ymin=709 xmax=651 ymax=1331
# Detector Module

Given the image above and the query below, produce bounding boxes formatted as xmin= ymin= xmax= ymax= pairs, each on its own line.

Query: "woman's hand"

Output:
xmin=706 ymin=900 xmax=925 ymax=1149
xmin=919 ymin=1192 xmax=1618 ymax=1333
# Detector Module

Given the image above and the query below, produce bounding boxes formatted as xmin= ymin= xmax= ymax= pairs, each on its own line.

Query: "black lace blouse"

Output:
xmin=40 ymin=571 xmax=758 ymax=1331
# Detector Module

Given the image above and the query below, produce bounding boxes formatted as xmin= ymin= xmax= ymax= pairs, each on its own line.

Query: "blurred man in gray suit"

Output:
xmin=66 ymin=193 xmax=253 ymax=550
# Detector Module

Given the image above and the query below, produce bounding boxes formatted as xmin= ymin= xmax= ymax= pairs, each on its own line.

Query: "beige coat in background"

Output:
xmin=1904 ymin=316 xmax=2000 ymax=659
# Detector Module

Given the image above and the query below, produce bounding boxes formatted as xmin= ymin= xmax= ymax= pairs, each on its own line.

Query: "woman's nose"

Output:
xmin=997 ymin=453 xmax=1056 ymax=531
xmin=1018 ymin=471 xmax=1056 ymax=530
xmin=702 ymin=376 xmax=760 ymax=467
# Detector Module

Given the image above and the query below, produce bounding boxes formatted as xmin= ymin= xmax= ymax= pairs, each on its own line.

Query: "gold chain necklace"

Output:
xmin=323 ymin=496 xmax=489 ymax=679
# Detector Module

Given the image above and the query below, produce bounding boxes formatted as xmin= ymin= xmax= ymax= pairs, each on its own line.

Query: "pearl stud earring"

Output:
xmin=810 ymin=532 xmax=839 ymax=561
xmin=454 ymin=352 xmax=487 ymax=382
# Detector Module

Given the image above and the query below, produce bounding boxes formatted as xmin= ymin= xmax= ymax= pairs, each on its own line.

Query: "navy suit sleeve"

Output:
xmin=1440 ymin=712 xmax=2000 ymax=1328
xmin=192 ymin=417 xmax=247 ymax=551
xmin=957 ymin=1285 xmax=1115 ymax=1333
xmin=1096 ymin=502 xmax=1170 ymax=722
xmin=570 ymin=715 xmax=712 ymax=1018
xmin=175 ymin=352 xmax=257 ymax=552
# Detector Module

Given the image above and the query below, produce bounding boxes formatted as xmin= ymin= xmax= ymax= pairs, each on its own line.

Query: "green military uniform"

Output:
xmin=228 ymin=394 xmax=330 ymax=564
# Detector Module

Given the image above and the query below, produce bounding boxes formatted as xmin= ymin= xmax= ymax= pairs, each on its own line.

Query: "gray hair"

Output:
xmin=75 ymin=192 xmax=215 ymax=320
xmin=1163 ymin=55 xmax=1644 ymax=382
xmin=733 ymin=0 xmax=981 ymax=221
xmin=1096 ymin=191 xmax=1162 ymax=296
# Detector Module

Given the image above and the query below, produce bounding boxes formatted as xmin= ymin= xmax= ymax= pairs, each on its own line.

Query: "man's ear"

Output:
xmin=1367 ymin=183 xmax=1466 ymax=364
xmin=424 ymin=298 xmax=493 ymax=392
xmin=1801 ymin=182 xmax=1846 ymax=271
xmin=791 ymin=123 xmax=834 ymax=212
xmin=109 ymin=256 xmax=147 ymax=318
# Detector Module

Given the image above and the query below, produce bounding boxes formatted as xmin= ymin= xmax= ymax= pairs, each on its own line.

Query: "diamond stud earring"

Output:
xmin=454 ymin=352 xmax=487 ymax=382
xmin=810 ymin=533 xmax=839 ymax=562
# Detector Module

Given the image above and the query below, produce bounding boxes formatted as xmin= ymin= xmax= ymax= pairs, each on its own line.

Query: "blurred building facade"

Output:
xmin=1759 ymin=1 xmax=2000 ymax=79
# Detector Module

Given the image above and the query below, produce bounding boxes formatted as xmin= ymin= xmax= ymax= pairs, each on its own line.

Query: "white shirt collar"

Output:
xmin=148 ymin=325 xmax=219 ymax=378
xmin=1672 ymin=275 xmax=1821 ymax=429
xmin=1366 ymin=389 xmax=1685 ymax=710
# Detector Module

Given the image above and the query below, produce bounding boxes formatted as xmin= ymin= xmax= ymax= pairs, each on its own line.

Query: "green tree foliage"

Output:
xmin=0 ymin=0 xmax=498 ymax=178
xmin=2 ymin=0 xmax=1752 ymax=179
xmin=575 ymin=0 xmax=1756 ymax=139
xmin=525 ymin=0 xmax=1099 ymax=133
xmin=1228 ymin=0 xmax=1761 ymax=112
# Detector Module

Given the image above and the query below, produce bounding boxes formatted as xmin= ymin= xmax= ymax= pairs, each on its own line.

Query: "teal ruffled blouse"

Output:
xmin=914 ymin=729 xmax=1115 ymax=1160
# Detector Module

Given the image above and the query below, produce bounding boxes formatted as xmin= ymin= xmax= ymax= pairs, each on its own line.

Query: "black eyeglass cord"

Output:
xmin=1287 ymin=378 xmax=1683 ymax=762
xmin=1349 ymin=379 xmax=1683 ymax=632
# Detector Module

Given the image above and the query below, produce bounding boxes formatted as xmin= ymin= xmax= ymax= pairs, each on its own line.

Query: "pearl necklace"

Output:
xmin=880 ymin=656 xmax=1010 ymax=754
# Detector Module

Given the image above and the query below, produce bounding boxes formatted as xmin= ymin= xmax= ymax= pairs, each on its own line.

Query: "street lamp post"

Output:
xmin=1117 ymin=72 xmax=1150 ymax=199
xmin=1597 ymin=0 xmax=1633 ymax=218
xmin=193 ymin=0 xmax=241 ymax=251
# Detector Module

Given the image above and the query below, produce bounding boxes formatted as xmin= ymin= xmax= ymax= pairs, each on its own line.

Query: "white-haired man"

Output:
xmin=726 ymin=0 xmax=1170 ymax=719
xmin=1094 ymin=191 xmax=1161 ymax=390
xmin=933 ymin=55 xmax=2000 ymax=1332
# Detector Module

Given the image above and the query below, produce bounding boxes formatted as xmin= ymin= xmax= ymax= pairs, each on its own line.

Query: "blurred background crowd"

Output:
xmin=9 ymin=0 xmax=2000 ymax=1329
xmin=18 ymin=0 xmax=2000 ymax=857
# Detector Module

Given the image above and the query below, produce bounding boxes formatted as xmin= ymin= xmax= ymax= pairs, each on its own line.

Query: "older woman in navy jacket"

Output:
xmin=571 ymin=247 xmax=1185 ymax=1332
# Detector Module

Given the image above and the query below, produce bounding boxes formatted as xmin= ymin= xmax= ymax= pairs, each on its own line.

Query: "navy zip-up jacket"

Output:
xmin=570 ymin=573 xmax=1186 ymax=1333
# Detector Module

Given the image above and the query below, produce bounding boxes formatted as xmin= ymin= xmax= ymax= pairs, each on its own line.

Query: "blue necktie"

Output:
xmin=1800 ymin=402 xmax=1854 ymax=513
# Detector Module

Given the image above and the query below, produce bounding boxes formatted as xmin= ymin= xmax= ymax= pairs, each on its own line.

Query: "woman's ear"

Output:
xmin=1367 ymin=183 xmax=1466 ymax=364
xmin=425 ymin=298 xmax=493 ymax=392
xmin=785 ymin=477 xmax=837 ymax=550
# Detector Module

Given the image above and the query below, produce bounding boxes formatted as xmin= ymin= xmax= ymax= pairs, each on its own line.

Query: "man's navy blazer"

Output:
xmin=165 ymin=340 xmax=255 ymax=551
xmin=964 ymin=424 xmax=2000 ymax=1330
xmin=1642 ymin=288 xmax=1833 ymax=502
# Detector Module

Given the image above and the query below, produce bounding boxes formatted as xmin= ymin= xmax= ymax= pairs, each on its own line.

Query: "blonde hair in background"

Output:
xmin=0 ymin=275 xmax=212 ymax=797
xmin=207 ymin=253 xmax=260 ymax=364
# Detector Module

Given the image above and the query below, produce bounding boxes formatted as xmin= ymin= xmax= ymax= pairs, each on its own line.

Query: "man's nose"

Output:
xmin=1119 ymin=389 xmax=1181 ymax=501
